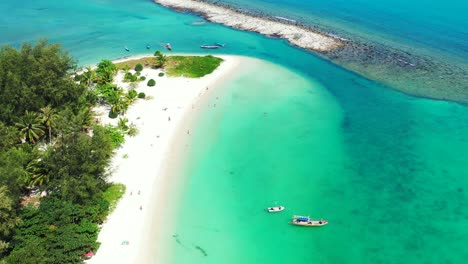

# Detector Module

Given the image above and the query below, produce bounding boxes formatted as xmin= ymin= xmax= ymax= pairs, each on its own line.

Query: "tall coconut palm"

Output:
xmin=25 ymin=158 xmax=50 ymax=187
xmin=154 ymin=51 xmax=167 ymax=68
xmin=96 ymin=59 xmax=117 ymax=84
xmin=15 ymin=111 xmax=45 ymax=144
xmin=39 ymin=105 xmax=57 ymax=143
xmin=81 ymin=66 xmax=96 ymax=86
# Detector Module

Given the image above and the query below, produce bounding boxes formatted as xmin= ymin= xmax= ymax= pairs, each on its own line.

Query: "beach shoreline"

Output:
xmin=86 ymin=54 xmax=242 ymax=263
xmin=153 ymin=0 xmax=344 ymax=52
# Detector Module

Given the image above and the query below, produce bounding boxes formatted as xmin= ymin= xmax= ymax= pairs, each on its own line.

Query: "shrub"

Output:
xmin=74 ymin=74 xmax=81 ymax=81
xmin=124 ymin=72 xmax=132 ymax=82
xmin=139 ymin=76 xmax=146 ymax=81
xmin=117 ymin=117 xmax=129 ymax=131
xmin=108 ymin=111 xmax=118 ymax=119
xmin=138 ymin=92 xmax=146 ymax=99
xmin=127 ymin=125 xmax=139 ymax=137
xmin=103 ymin=183 xmax=126 ymax=213
xmin=104 ymin=125 xmax=125 ymax=148
xmin=158 ymin=72 xmax=164 ymax=77
xmin=134 ymin=63 xmax=143 ymax=72
xmin=127 ymin=89 xmax=138 ymax=99
xmin=124 ymin=72 xmax=139 ymax=82
xmin=147 ymin=79 xmax=156 ymax=87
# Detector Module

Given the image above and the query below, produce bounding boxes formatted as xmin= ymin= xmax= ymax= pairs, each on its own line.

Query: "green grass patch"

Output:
xmin=115 ymin=57 xmax=155 ymax=70
xmin=103 ymin=183 xmax=126 ymax=213
xmin=165 ymin=55 xmax=223 ymax=78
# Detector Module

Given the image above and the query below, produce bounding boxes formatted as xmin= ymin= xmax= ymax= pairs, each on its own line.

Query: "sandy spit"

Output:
xmin=86 ymin=54 xmax=242 ymax=264
xmin=153 ymin=0 xmax=344 ymax=52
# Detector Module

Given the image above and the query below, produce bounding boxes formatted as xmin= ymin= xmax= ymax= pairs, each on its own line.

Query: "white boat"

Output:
xmin=291 ymin=215 xmax=328 ymax=226
xmin=200 ymin=44 xmax=220 ymax=49
xmin=267 ymin=205 xmax=285 ymax=212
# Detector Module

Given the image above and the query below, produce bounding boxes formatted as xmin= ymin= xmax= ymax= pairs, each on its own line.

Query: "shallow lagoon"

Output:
xmin=2 ymin=0 xmax=468 ymax=263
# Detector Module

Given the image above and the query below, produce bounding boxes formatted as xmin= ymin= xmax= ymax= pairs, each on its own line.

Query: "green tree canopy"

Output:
xmin=0 ymin=39 xmax=85 ymax=124
xmin=95 ymin=59 xmax=117 ymax=84
xmin=0 ymin=186 xmax=21 ymax=258
xmin=8 ymin=197 xmax=101 ymax=264
xmin=15 ymin=111 xmax=45 ymax=144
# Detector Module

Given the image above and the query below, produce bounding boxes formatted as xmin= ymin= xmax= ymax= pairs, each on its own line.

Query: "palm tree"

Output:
xmin=112 ymin=97 xmax=129 ymax=115
xmin=15 ymin=111 xmax=45 ymax=144
xmin=25 ymin=158 xmax=50 ymax=187
xmin=125 ymin=89 xmax=138 ymax=104
xmin=117 ymin=117 xmax=129 ymax=131
xmin=75 ymin=107 xmax=95 ymax=132
xmin=96 ymin=60 xmax=117 ymax=84
xmin=122 ymin=64 xmax=130 ymax=74
xmin=81 ymin=66 xmax=96 ymax=86
xmin=39 ymin=105 xmax=57 ymax=143
xmin=154 ymin=51 xmax=167 ymax=68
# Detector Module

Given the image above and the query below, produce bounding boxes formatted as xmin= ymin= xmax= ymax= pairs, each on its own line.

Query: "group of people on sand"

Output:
xmin=122 ymin=190 xmax=143 ymax=246
xmin=130 ymin=190 xmax=142 ymax=210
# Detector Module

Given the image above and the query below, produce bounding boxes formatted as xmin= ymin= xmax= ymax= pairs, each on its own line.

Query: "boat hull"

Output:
xmin=290 ymin=220 xmax=328 ymax=227
xmin=200 ymin=45 xmax=219 ymax=49
xmin=267 ymin=206 xmax=285 ymax=212
xmin=291 ymin=215 xmax=328 ymax=226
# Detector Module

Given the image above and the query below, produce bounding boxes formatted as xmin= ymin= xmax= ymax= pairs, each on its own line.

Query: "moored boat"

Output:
xmin=291 ymin=215 xmax=328 ymax=226
xmin=200 ymin=45 xmax=220 ymax=49
xmin=165 ymin=43 xmax=172 ymax=51
xmin=124 ymin=46 xmax=130 ymax=52
xmin=267 ymin=205 xmax=285 ymax=212
xmin=146 ymin=44 xmax=151 ymax=49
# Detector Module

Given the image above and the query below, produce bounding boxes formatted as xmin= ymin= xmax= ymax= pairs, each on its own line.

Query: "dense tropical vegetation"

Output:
xmin=0 ymin=40 xmax=129 ymax=263
xmin=115 ymin=53 xmax=223 ymax=78
xmin=0 ymin=41 xmax=222 ymax=263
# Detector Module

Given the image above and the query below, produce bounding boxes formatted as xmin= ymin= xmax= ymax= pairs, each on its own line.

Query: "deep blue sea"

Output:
xmin=1 ymin=0 xmax=467 ymax=263
xmin=215 ymin=0 xmax=468 ymax=61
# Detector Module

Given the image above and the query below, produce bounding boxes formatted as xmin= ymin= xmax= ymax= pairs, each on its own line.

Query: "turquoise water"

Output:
xmin=2 ymin=0 xmax=468 ymax=263
xmin=214 ymin=0 xmax=468 ymax=61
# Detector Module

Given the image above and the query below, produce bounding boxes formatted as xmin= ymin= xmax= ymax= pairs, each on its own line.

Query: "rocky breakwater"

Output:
xmin=153 ymin=0 xmax=344 ymax=52
xmin=154 ymin=0 xmax=468 ymax=104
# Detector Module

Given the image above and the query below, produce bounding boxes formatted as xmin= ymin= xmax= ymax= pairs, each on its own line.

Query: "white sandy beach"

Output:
xmin=87 ymin=54 xmax=242 ymax=264
xmin=153 ymin=0 xmax=343 ymax=51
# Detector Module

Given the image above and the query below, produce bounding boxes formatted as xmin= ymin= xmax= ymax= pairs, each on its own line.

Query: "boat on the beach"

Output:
xmin=290 ymin=215 xmax=328 ymax=227
xmin=267 ymin=205 xmax=285 ymax=212
xmin=200 ymin=45 xmax=220 ymax=49
xmin=165 ymin=43 xmax=172 ymax=51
